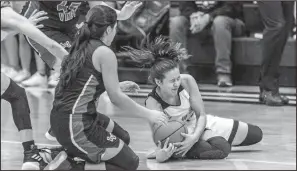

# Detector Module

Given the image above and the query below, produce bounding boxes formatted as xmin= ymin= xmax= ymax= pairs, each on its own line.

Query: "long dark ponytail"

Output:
xmin=122 ymin=36 xmax=190 ymax=84
xmin=56 ymin=5 xmax=117 ymax=97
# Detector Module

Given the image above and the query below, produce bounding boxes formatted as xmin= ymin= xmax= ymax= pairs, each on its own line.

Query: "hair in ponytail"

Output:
xmin=122 ymin=36 xmax=190 ymax=84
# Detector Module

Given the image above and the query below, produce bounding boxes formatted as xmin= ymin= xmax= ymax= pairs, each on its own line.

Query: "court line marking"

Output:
xmin=1 ymin=140 xmax=296 ymax=166
xmin=232 ymin=160 xmax=249 ymax=170
xmin=228 ymin=159 xmax=296 ymax=166
xmin=0 ymin=140 xmax=148 ymax=154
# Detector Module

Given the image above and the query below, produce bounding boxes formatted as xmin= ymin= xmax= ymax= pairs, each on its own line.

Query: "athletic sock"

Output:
xmin=22 ymin=140 xmax=35 ymax=151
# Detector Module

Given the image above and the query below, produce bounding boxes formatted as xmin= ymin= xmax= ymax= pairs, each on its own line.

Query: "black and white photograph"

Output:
xmin=1 ymin=0 xmax=296 ymax=170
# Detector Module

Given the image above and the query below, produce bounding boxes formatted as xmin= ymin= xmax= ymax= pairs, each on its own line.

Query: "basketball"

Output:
xmin=153 ymin=120 xmax=188 ymax=147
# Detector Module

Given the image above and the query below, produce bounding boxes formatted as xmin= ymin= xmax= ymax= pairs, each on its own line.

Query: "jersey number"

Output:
xmin=57 ymin=1 xmax=81 ymax=22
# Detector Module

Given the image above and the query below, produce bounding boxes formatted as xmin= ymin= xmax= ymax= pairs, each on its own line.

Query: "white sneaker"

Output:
xmin=48 ymin=72 xmax=60 ymax=88
xmin=4 ymin=67 xmax=19 ymax=79
xmin=43 ymin=151 xmax=69 ymax=170
xmin=21 ymin=72 xmax=48 ymax=88
xmin=1 ymin=64 xmax=9 ymax=73
xmin=13 ymin=70 xmax=31 ymax=83
xmin=45 ymin=131 xmax=57 ymax=142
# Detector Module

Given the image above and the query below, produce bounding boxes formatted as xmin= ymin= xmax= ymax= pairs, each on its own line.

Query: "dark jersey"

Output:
xmin=52 ymin=39 xmax=106 ymax=115
xmin=24 ymin=1 xmax=89 ymax=30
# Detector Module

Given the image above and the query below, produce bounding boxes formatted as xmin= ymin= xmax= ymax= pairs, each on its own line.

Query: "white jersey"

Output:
xmin=146 ymin=86 xmax=197 ymax=134
xmin=146 ymin=86 xmax=235 ymax=141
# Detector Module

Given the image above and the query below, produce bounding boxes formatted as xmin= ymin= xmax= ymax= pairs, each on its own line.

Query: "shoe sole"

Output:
xmin=217 ymin=83 xmax=233 ymax=87
xmin=45 ymin=131 xmax=58 ymax=142
xmin=22 ymin=162 xmax=40 ymax=170
xmin=43 ymin=151 xmax=68 ymax=170
xmin=259 ymin=98 xmax=284 ymax=106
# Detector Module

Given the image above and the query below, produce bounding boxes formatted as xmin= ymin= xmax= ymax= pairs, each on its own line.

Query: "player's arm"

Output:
xmin=92 ymin=46 xmax=167 ymax=124
xmin=145 ymin=97 xmax=176 ymax=163
xmin=181 ymin=74 xmax=207 ymax=140
xmin=145 ymin=96 xmax=168 ymax=125
xmin=88 ymin=1 xmax=142 ymax=20
xmin=1 ymin=7 xmax=19 ymax=36
xmin=1 ymin=7 xmax=67 ymax=71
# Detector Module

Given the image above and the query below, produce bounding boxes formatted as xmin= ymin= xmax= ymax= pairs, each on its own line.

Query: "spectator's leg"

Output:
xmin=258 ymin=1 xmax=293 ymax=105
xmin=211 ymin=16 xmax=243 ymax=87
xmin=258 ymin=1 xmax=293 ymax=92
xmin=14 ymin=34 xmax=32 ymax=83
xmin=170 ymin=16 xmax=190 ymax=73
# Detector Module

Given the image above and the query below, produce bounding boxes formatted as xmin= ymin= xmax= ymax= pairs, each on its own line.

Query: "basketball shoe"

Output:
xmin=22 ymin=145 xmax=47 ymax=170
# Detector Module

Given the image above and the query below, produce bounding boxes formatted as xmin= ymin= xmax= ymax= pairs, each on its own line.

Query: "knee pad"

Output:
xmin=113 ymin=122 xmax=130 ymax=145
xmin=1 ymin=79 xmax=27 ymax=101
xmin=186 ymin=139 xmax=212 ymax=159
xmin=208 ymin=136 xmax=231 ymax=157
xmin=106 ymin=143 xmax=139 ymax=170
xmin=96 ymin=113 xmax=130 ymax=144
xmin=186 ymin=137 xmax=231 ymax=160
xmin=1 ymin=80 xmax=31 ymax=131
xmin=239 ymin=124 xmax=263 ymax=146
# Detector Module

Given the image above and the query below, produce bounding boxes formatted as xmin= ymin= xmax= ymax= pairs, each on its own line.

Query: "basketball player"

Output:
xmin=47 ymin=5 xmax=167 ymax=170
xmin=109 ymin=36 xmax=263 ymax=162
xmin=20 ymin=1 xmax=143 ymax=88
xmin=1 ymin=1 xmax=68 ymax=169
xmin=21 ymin=1 xmax=145 ymax=141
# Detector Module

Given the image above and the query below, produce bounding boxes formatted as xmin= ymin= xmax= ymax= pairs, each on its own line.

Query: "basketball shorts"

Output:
xmin=50 ymin=111 xmax=120 ymax=164
xmin=201 ymin=114 xmax=239 ymax=145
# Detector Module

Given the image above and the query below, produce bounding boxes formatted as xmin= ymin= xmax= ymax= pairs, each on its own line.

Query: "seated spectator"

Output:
xmin=107 ymin=1 xmax=169 ymax=51
xmin=170 ymin=1 xmax=245 ymax=87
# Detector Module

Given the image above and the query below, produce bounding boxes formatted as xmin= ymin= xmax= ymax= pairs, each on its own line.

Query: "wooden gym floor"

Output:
xmin=1 ymin=86 xmax=296 ymax=170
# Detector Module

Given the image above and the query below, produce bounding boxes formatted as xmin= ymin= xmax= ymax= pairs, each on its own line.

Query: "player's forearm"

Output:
xmin=189 ymin=96 xmax=207 ymax=140
xmin=17 ymin=22 xmax=67 ymax=60
xmin=193 ymin=114 xmax=206 ymax=140
xmin=48 ymin=41 xmax=68 ymax=60
xmin=109 ymin=90 xmax=156 ymax=121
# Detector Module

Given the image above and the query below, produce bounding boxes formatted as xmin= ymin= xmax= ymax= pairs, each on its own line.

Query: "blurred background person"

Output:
xmin=1 ymin=35 xmax=20 ymax=79
xmin=13 ymin=34 xmax=35 ymax=83
xmin=170 ymin=1 xmax=245 ymax=87
xmin=257 ymin=1 xmax=294 ymax=106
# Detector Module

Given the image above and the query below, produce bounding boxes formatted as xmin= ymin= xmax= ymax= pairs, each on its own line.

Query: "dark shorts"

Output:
xmin=21 ymin=1 xmax=77 ymax=69
xmin=50 ymin=111 xmax=120 ymax=164
xmin=25 ymin=29 xmax=73 ymax=69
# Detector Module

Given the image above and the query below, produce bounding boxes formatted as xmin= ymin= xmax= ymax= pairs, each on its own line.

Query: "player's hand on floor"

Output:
xmin=156 ymin=138 xmax=176 ymax=163
xmin=28 ymin=9 xmax=49 ymax=29
xmin=173 ymin=133 xmax=198 ymax=157
xmin=120 ymin=81 xmax=140 ymax=93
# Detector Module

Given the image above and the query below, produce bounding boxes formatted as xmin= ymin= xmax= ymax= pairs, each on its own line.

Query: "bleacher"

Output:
xmin=117 ymin=2 xmax=296 ymax=87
